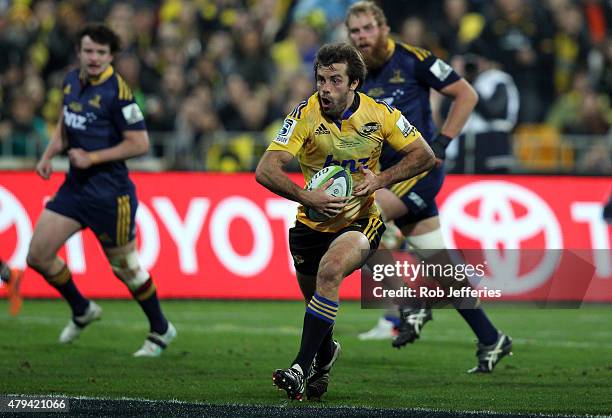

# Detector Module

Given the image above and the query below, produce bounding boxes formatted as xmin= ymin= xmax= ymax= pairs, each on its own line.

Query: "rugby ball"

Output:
xmin=305 ymin=165 xmax=353 ymax=221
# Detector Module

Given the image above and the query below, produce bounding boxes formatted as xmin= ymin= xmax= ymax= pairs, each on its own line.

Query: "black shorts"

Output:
xmin=289 ymin=215 xmax=386 ymax=276
xmin=46 ymin=182 xmax=138 ymax=248
xmin=388 ymin=164 xmax=445 ymax=229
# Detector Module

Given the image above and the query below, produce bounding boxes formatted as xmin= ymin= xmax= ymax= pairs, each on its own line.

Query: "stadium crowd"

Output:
xmin=0 ymin=0 xmax=611 ymax=173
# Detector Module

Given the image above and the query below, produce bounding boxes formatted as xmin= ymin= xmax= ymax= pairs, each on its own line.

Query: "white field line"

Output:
xmin=5 ymin=314 xmax=612 ymax=349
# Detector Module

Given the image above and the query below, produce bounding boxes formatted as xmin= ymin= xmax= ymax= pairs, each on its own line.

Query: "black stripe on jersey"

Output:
xmin=398 ymin=43 xmax=431 ymax=61
xmin=289 ymin=100 xmax=308 ymax=119
xmin=375 ymin=99 xmax=395 ymax=114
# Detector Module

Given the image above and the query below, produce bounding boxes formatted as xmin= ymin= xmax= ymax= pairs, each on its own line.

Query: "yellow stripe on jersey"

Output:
xmin=117 ymin=75 xmax=133 ymax=101
xmin=399 ymin=43 xmax=431 ymax=61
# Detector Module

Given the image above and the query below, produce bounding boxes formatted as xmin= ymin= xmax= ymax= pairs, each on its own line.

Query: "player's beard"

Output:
xmin=361 ymin=33 xmax=389 ymax=71
xmin=319 ymin=92 xmax=350 ymax=120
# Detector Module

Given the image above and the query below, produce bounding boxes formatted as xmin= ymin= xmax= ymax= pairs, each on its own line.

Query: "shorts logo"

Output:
xmin=429 ymin=58 xmax=453 ymax=81
xmin=395 ymin=114 xmax=414 ymax=137
xmin=408 ymin=192 xmax=427 ymax=210
xmin=274 ymin=118 xmax=296 ymax=145
xmin=293 ymin=255 xmax=305 ymax=265
xmin=122 ymin=103 xmax=144 ymax=124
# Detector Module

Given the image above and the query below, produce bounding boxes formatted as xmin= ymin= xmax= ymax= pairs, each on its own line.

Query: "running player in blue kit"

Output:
xmin=26 ymin=23 xmax=176 ymax=357
xmin=347 ymin=1 xmax=512 ymax=373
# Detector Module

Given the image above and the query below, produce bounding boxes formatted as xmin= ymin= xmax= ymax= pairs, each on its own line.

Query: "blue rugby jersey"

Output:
xmin=362 ymin=39 xmax=459 ymax=169
xmin=61 ymin=66 xmax=146 ymax=196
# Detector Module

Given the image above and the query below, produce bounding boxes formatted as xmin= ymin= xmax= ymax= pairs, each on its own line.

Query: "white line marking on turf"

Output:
xmin=6 ymin=315 xmax=612 ymax=348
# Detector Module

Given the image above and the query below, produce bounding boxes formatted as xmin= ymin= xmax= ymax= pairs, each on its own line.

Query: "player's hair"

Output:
xmin=314 ymin=43 xmax=367 ymax=89
xmin=345 ymin=1 xmax=388 ymax=28
xmin=77 ymin=23 xmax=121 ymax=53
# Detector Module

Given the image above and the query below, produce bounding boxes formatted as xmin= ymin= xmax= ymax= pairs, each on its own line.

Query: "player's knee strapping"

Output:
xmin=109 ymin=250 xmax=154 ymax=300
xmin=404 ymin=228 xmax=446 ymax=253
xmin=406 ymin=228 xmax=480 ymax=309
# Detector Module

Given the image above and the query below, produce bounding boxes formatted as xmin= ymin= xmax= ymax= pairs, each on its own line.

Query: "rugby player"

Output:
xmin=26 ymin=23 xmax=176 ymax=357
xmin=347 ymin=1 xmax=512 ymax=373
xmin=256 ymin=42 xmax=435 ymax=400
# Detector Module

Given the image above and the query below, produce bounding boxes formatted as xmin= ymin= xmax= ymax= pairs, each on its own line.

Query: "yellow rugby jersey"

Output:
xmin=267 ymin=92 xmax=422 ymax=232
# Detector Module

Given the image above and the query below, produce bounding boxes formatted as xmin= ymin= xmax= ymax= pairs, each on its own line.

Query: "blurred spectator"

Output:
xmin=0 ymin=90 xmax=48 ymax=156
xmin=581 ymin=0 xmax=612 ymax=47
xmin=233 ymin=26 xmax=276 ymax=89
xmin=435 ymin=0 xmax=486 ymax=58
xmin=399 ymin=16 xmax=431 ymax=48
xmin=547 ymin=71 xmax=612 ymax=135
xmin=175 ymin=84 xmax=222 ymax=169
xmin=145 ymin=63 xmax=185 ymax=156
xmin=218 ymin=74 xmax=271 ymax=132
xmin=551 ymin=3 xmax=591 ymax=96
xmin=0 ymin=0 xmax=609 ymax=175
xmin=447 ymin=42 xmax=520 ymax=173
xmin=479 ymin=0 xmax=555 ymax=122
xmin=595 ymin=36 xmax=612 ymax=103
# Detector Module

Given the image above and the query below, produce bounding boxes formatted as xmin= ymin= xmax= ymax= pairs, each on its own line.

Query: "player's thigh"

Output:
xmin=29 ymin=209 xmax=82 ymax=261
xmin=289 ymin=221 xmax=334 ymax=277
xmin=319 ymin=231 xmax=371 ymax=281
xmin=375 ymin=188 xmax=408 ymax=221
xmin=400 ymin=215 xmax=441 ymax=237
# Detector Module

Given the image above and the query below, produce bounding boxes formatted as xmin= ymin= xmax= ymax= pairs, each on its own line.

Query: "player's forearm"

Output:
xmin=89 ymin=132 xmax=149 ymax=164
xmin=378 ymin=141 xmax=435 ymax=188
xmin=440 ymin=83 xmax=478 ymax=138
xmin=40 ymin=120 xmax=66 ymax=161
xmin=41 ymin=134 xmax=65 ymax=162
xmin=255 ymin=165 xmax=308 ymax=204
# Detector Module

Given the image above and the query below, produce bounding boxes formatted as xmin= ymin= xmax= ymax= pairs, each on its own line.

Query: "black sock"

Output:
xmin=133 ymin=277 xmax=168 ymax=334
xmin=45 ymin=266 xmax=89 ymax=316
xmin=457 ymin=308 xmax=498 ymax=345
xmin=293 ymin=293 xmax=338 ymax=374
xmin=316 ymin=328 xmax=335 ymax=366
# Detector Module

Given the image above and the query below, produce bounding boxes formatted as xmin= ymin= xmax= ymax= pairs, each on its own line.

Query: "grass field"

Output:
xmin=1 ymin=299 xmax=611 ymax=416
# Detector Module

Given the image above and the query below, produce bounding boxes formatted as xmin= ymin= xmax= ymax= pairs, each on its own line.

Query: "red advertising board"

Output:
xmin=0 ymin=172 xmax=610 ymax=301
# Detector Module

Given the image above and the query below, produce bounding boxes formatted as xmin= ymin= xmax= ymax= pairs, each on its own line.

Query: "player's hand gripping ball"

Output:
xmin=305 ymin=166 xmax=352 ymax=221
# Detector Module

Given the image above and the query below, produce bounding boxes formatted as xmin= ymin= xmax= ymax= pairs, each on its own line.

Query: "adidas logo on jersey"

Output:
xmin=315 ymin=124 xmax=330 ymax=135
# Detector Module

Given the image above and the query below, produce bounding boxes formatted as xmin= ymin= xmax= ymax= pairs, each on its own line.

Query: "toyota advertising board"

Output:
xmin=0 ymin=172 xmax=610 ymax=301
